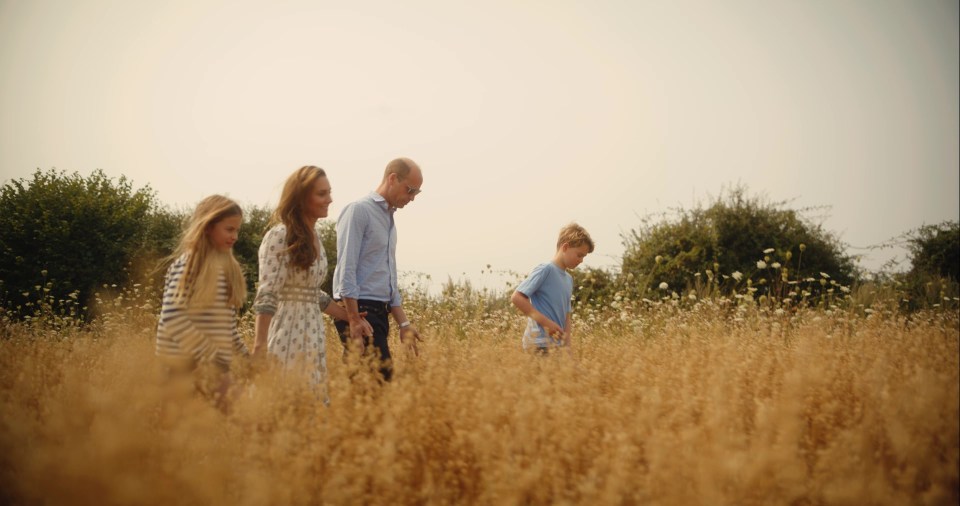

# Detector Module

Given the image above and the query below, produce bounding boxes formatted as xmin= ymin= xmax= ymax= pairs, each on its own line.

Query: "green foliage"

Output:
xmin=130 ymin=205 xmax=186 ymax=299
xmin=906 ymin=221 xmax=959 ymax=281
xmin=0 ymin=169 xmax=158 ymax=319
xmin=0 ymin=169 xmax=343 ymax=321
xmin=232 ymin=205 xmax=271 ymax=301
xmin=620 ymin=185 xmax=855 ymax=300
xmin=896 ymin=221 xmax=960 ymax=310
xmin=571 ymin=267 xmax=618 ymax=307
xmin=317 ymin=220 xmax=337 ymax=296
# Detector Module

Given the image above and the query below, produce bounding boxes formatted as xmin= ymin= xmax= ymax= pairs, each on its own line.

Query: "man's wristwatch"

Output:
xmin=399 ymin=321 xmax=411 ymax=329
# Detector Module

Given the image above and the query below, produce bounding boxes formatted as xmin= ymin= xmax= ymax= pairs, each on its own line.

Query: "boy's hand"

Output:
xmin=541 ymin=320 xmax=564 ymax=341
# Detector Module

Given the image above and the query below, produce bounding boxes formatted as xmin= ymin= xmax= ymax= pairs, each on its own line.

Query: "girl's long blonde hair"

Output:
xmin=270 ymin=166 xmax=326 ymax=270
xmin=169 ymin=195 xmax=247 ymax=308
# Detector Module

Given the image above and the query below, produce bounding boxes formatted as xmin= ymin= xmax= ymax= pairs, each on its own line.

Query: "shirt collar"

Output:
xmin=368 ymin=191 xmax=395 ymax=212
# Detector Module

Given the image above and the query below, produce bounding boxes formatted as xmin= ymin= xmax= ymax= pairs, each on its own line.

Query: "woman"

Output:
xmin=252 ymin=166 xmax=370 ymax=394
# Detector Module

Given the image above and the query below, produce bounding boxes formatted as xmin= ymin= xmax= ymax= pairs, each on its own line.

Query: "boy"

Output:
xmin=510 ymin=223 xmax=594 ymax=353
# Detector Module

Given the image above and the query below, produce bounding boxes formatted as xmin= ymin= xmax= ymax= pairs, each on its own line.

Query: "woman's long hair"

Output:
xmin=169 ymin=195 xmax=247 ymax=308
xmin=270 ymin=166 xmax=326 ymax=270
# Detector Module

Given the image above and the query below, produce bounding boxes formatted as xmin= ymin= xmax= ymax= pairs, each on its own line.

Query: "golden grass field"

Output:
xmin=1 ymin=297 xmax=958 ymax=505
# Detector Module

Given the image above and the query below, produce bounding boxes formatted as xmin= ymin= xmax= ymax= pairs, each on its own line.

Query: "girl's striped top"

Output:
xmin=156 ymin=255 xmax=249 ymax=368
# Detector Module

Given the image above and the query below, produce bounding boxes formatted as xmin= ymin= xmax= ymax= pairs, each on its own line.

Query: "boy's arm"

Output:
xmin=511 ymin=291 xmax=564 ymax=338
xmin=564 ymin=313 xmax=574 ymax=356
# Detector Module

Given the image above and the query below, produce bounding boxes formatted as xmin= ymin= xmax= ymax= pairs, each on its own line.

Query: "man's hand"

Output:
xmin=348 ymin=318 xmax=368 ymax=353
xmin=399 ymin=324 xmax=422 ymax=357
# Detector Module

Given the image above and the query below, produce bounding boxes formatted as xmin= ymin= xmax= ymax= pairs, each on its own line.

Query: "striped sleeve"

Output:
xmin=156 ymin=256 xmax=246 ymax=369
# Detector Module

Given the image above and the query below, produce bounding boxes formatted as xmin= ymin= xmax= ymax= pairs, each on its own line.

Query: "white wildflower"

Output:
xmin=731 ymin=271 xmax=743 ymax=281
xmin=756 ymin=260 xmax=767 ymax=269
xmin=658 ymin=282 xmax=668 ymax=290
xmin=771 ymin=262 xmax=781 ymax=269
xmin=763 ymin=248 xmax=775 ymax=254
xmin=820 ymin=272 xmax=830 ymax=278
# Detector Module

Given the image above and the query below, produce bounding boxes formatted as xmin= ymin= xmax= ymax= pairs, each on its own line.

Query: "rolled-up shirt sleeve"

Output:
xmin=334 ymin=203 xmax=365 ymax=300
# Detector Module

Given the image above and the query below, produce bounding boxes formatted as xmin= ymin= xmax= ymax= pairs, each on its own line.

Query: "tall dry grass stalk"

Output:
xmin=1 ymin=306 xmax=957 ymax=505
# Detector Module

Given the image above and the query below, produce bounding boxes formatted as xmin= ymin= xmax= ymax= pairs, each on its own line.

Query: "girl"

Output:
xmin=156 ymin=195 xmax=249 ymax=406
xmin=252 ymin=166 xmax=370 ymax=397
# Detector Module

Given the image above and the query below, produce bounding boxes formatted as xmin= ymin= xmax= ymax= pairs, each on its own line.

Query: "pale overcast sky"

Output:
xmin=1 ymin=0 xmax=957 ymax=291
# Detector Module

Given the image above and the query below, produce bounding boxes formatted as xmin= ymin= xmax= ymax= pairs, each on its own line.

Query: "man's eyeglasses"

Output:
xmin=404 ymin=184 xmax=422 ymax=196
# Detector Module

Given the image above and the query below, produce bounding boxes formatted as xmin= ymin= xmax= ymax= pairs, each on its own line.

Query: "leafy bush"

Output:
xmin=0 ymin=169 xmax=158 ymax=319
xmin=897 ymin=221 xmax=960 ymax=310
xmin=315 ymin=220 xmax=338 ymax=296
xmin=906 ymin=221 xmax=959 ymax=281
xmin=570 ymin=266 xmax=617 ymax=307
xmin=619 ymin=185 xmax=855 ymax=300
xmin=232 ymin=205 xmax=271 ymax=301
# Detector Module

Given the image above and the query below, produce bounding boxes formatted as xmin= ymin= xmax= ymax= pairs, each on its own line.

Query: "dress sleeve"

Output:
xmin=253 ymin=226 xmax=288 ymax=315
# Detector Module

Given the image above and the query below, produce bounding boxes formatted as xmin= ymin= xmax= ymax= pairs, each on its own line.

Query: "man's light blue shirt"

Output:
xmin=333 ymin=192 xmax=401 ymax=307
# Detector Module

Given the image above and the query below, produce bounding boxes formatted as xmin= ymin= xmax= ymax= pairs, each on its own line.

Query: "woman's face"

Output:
xmin=303 ymin=176 xmax=332 ymax=221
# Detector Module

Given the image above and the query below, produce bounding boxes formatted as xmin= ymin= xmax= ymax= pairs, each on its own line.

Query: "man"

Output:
xmin=333 ymin=158 xmax=423 ymax=381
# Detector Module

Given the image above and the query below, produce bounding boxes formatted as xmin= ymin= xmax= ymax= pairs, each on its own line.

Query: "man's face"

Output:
xmin=389 ymin=170 xmax=423 ymax=209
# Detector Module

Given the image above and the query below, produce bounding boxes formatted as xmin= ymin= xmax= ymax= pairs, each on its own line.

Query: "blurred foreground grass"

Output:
xmin=0 ymin=287 xmax=958 ymax=506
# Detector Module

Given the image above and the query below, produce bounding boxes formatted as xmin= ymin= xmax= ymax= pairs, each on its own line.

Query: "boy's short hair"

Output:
xmin=557 ymin=223 xmax=595 ymax=253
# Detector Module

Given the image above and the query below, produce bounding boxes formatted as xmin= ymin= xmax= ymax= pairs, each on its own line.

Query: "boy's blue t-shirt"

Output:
xmin=516 ymin=262 xmax=573 ymax=341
